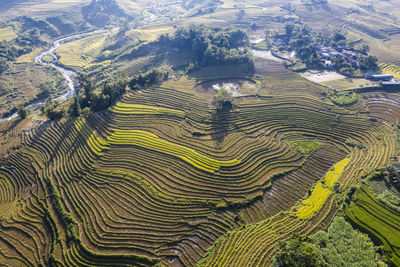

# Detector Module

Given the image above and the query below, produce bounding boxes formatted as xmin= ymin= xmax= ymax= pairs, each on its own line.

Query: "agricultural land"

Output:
xmin=1 ymin=0 xmax=400 ymax=266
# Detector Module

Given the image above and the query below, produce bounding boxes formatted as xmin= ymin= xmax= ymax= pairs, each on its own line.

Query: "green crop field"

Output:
xmin=345 ymin=184 xmax=400 ymax=266
xmin=1 ymin=0 xmax=400 ymax=266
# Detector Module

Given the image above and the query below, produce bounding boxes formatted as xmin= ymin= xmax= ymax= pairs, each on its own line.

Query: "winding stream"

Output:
xmin=1 ymin=29 xmax=114 ymax=122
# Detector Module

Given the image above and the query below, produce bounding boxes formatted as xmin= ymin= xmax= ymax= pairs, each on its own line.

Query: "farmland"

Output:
xmin=0 ymin=60 xmax=398 ymax=265
xmin=345 ymin=184 xmax=400 ymax=266
xmin=1 ymin=0 xmax=400 ymax=266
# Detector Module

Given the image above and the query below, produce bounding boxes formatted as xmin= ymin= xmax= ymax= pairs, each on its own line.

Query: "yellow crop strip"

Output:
xmin=325 ymin=158 xmax=350 ymax=187
xmin=74 ymin=118 xmax=108 ymax=156
xmin=380 ymin=63 xmax=400 ymax=79
xmin=107 ymin=130 xmax=240 ymax=173
xmin=296 ymin=158 xmax=350 ymax=219
xmin=296 ymin=183 xmax=331 ymax=219
xmin=111 ymin=103 xmax=185 ymax=117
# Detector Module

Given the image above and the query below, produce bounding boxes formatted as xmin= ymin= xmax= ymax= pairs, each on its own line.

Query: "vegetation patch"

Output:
xmin=75 ymin=118 xmax=109 ymax=156
xmin=272 ymin=216 xmax=381 ymax=267
xmin=160 ymin=25 xmax=253 ymax=70
xmin=345 ymin=184 xmax=400 ymax=266
xmin=327 ymin=89 xmax=358 ymax=106
xmin=296 ymin=182 xmax=332 ymax=219
xmin=325 ymin=158 xmax=350 ymax=187
xmin=297 ymin=158 xmax=349 ymax=219
xmin=288 ymin=140 xmax=322 ymax=156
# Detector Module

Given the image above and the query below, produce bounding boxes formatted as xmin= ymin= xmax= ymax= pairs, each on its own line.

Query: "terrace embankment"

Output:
xmin=0 ymin=63 xmax=398 ymax=266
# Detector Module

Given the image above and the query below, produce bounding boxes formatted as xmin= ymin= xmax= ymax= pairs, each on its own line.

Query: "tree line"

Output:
xmin=63 ymin=68 xmax=171 ymax=118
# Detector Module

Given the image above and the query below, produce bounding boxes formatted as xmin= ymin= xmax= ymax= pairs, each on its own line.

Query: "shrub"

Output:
xmin=212 ymin=88 xmax=234 ymax=110
xmin=17 ymin=105 xmax=27 ymax=119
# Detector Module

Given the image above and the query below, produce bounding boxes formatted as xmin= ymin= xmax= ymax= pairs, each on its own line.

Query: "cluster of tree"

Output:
xmin=272 ymin=216 xmax=380 ymax=267
xmin=67 ymin=68 xmax=170 ymax=118
xmin=331 ymin=55 xmax=378 ymax=75
xmin=281 ymin=24 xmax=324 ymax=69
xmin=17 ymin=106 xmax=27 ymax=119
xmin=212 ymin=88 xmax=234 ymax=110
xmin=42 ymin=100 xmax=64 ymax=120
xmin=66 ymin=74 xmax=127 ymax=117
xmin=159 ymin=25 xmax=253 ymax=68
xmin=357 ymin=55 xmax=378 ymax=72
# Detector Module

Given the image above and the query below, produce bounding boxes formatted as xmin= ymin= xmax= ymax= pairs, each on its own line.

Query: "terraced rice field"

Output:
xmin=345 ymin=184 xmax=400 ymax=266
xmin=57 ymin=33 xmax=109 ymax=70
xmin=380 ymin=63 xmax=400 ymax=79
xmin=0 ymin=58 xmax=398 ymax=266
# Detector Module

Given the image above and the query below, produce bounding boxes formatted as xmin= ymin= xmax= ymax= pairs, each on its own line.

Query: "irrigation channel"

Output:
xmin=0 ymin=28 xmax=117 ymax=122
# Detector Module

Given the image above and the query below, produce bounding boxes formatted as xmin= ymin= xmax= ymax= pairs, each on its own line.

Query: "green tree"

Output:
xmin=358 ymin=55 xmax=378 ymax=72
xmin=68 ymin=96 xmax=81 ymax=117
xmin=272 ymin=234 xmax=328 ymax=267
xmin=271 ymin=216 xmax=380 ymax=267
xmin=285 ymin=23 xmax=295 ymax=44
xmin=311 ymin=216 xmax=378 ymax=266
xmin=0 ymin=57 xmax=10 ymax=75
xmin=212 ymin=88 xmax=234 ymax=110
xmin=360 ymin=44 xmax=370 ymax=54
xmin=17 ymin=105 xmax=27 ymax=119
xmin=45 ymin=105 xmax=63 ymax=120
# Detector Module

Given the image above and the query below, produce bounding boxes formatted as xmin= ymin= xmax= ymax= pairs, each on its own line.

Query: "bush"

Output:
xmin=377 ymin=190 xmax=400 ymax=213
xmin=358 ymin=55 xmax=378 ymax=72
xmin=272 ymin=234 xmax=328 ymax=267
xmin=288 ymin=140 xmax=322 ymax=156
xmin=212 ymin=88 xmax=234 ymax=110
xmin=17 ymin=105 xmax=27 ymax=119
xmin=45 ymin=106 xmax=64 ymax=120
xmin=68 ymin=96 xmax=81 ymax=117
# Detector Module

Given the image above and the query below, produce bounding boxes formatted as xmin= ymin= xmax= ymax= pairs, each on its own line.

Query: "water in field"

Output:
xmin=212 ymin=82 xmax=242 ymax=96
xmin=195 ymin=79 xmax=258 ymax=100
